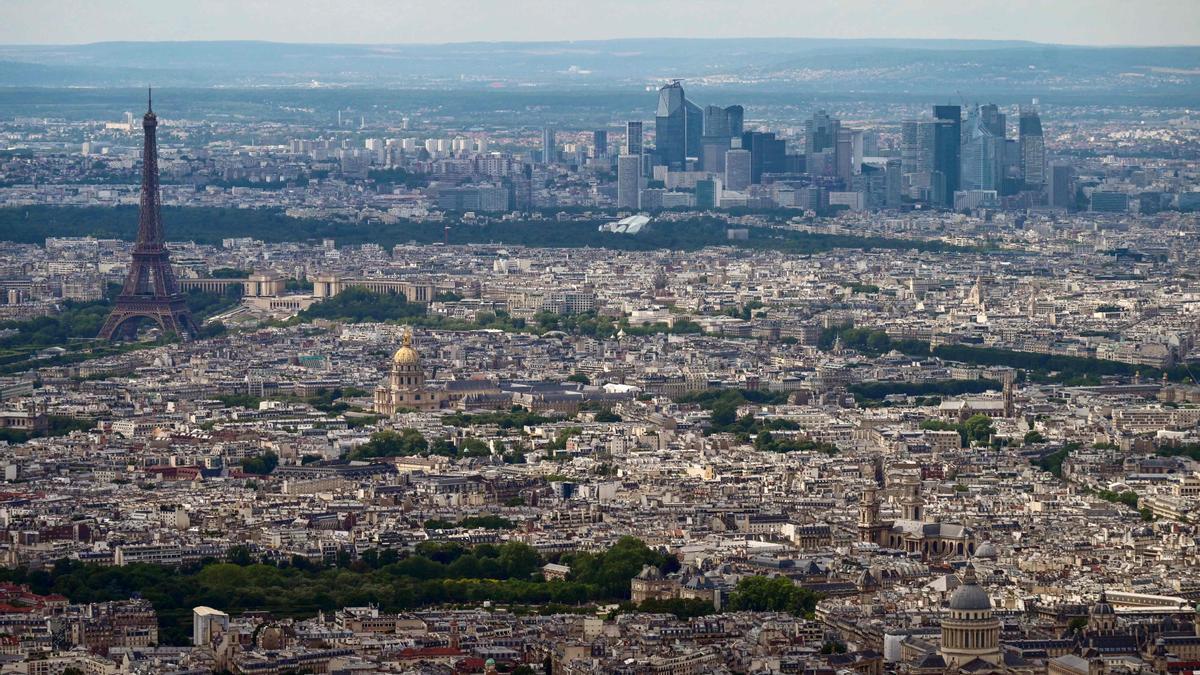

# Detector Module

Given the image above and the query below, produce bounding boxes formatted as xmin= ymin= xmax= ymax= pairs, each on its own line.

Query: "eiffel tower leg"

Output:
xmin=96 ymin=316 xmax=118 ymax=341
xmin=161 ymin=313 xmax=195 ymax=341
xmin=97 ymin=313 xmax=128 ymax=341
xmin=181 ymin=315 xmax=199 ymax=339
xmin=159 ymin=314 xmax=179 ymax=337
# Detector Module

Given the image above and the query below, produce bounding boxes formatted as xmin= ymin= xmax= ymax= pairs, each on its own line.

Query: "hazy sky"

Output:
xmin=2 ymin=0 xmax=1198 ymax=46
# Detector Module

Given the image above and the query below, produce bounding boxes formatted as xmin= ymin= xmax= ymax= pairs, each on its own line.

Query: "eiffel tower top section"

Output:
xmin=135 ymin=87 xmax=164 ymax=252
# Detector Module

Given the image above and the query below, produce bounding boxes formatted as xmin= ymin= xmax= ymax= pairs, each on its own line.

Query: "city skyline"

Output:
xmin=0 ymin=3 xmax=1199 ymax=673
xmin=2 ymin=0 xmax=1199 ymax=47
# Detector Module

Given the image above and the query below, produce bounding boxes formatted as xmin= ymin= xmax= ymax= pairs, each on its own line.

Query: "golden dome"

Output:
xmin=392 ymin=330 xmax=420 ymax=365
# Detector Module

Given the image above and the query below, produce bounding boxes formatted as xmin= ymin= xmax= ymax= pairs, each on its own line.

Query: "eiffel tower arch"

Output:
xmin=98 ymin=90 xmax=198 ymax=342
xmin=100 ymin=295 xmax=200 ymax=341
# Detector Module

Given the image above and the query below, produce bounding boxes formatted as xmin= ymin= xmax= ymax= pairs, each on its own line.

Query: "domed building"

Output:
xmin=940 ymin=564 xmax=1001 ymax=669
xmin=1088 ymin=591 xmax=1118 ymax=634
xmin=973 ymin=541 xmax=998 ymax=561
xmin=374 ymin=330 xmax=446 ymax=414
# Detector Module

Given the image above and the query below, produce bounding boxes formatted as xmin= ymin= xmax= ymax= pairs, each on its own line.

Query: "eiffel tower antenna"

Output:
xmin=97 ymin=93 xmax=197 ymax=342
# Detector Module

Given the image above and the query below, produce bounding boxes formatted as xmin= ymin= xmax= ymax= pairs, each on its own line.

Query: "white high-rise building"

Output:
xmin=193 ymin=606 xmax=229 ymax=647
xmin=617 ymin=154 xmax=642 ymax=209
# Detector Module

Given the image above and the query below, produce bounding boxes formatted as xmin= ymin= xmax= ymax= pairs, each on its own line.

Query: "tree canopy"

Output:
xmin=0 ymin=536 xmax=670 ymax=645
xmin=727 ymin=575 xmax=821 ymax=617
xmin=347 ymin=429 xmax=428 ymax=460
xmin=0 ymin=205 xmax=967 ymax=254
xmin=297 ymin=287 xmax=425 ymax=323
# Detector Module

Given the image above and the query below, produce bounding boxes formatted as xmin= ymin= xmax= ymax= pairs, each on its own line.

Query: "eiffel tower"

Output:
xmin=98 ymin=90 xmax=198 ymax=342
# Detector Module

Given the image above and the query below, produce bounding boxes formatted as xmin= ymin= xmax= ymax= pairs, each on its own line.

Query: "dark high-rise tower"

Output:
xmin=932 ymin=105 xmax=962 ymax=208
xmin=1049 ymin=163 xmax=1074 ymax=209
xmin=592 ymin=129 xmax=608 ymax=159
xmin=1019 ymin=106 xmax=1046 ymax=189
xmin=625 ymin=121 xmax=643 ymax=156
xmin=741 ymin=131 xmax=786 ymax=184
xmin=684 ymin=99 xmax=703 ymax=163
xmin=655 ymin=82 xmax=687 ymax=169
xmin=98 ymin=91 xmax=198 ymax=342
xmin=541 ymin=126 xmax=556 ymax=164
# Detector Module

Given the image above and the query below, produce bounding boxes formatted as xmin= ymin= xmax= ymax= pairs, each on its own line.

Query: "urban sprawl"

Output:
xmin=0 ymin=79 xmax=1197 ymax=675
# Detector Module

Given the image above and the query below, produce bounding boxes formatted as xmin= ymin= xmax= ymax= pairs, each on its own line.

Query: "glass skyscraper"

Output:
xmin=592 ymin=129 xmax=608 ymax=159
xmin=541 ymin=126 xmax=556 ymax=165
xmin=1019 ymin=107 xmax=1046 ymax=188
xmin=741 ymin=131 xmax=786 ymax=184
xmin=805 ymin=110 xmax=840 ymax=177
xmin=932 ymin=105 xmax=961 ymax=208
xmin=626 ymin=121 xmax=643 ymax=156
xmin=962 ymin=105 xmax=1004 ymax=192
xmin=700 ymin=104 xmax=744 ymax=172
xmin=654 ymin=81 xmax=701 ymax=170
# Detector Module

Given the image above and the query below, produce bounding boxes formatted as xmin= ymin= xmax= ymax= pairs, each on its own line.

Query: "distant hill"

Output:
xmin=0 ymin=38 xmax=1196 ymax=100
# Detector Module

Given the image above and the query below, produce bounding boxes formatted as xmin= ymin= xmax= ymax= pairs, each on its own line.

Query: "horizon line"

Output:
xmin=1 ymin=36 xmax=1199 ymax=49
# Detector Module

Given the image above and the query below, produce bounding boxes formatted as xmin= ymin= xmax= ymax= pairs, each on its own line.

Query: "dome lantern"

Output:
xmin=392 ymin=329 xmax=420 ymax=366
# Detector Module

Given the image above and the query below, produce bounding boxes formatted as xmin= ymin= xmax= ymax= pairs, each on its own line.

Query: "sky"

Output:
xmin=1 ymin=0 xmax=1198 ymax=47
